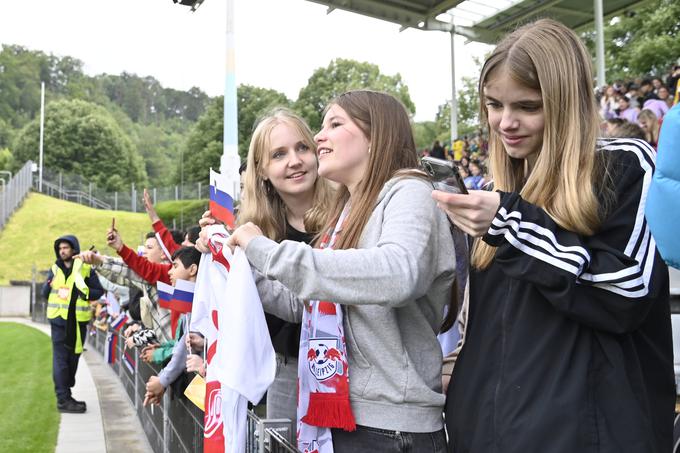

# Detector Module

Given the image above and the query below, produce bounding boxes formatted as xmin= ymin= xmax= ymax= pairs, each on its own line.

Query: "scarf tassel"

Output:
xmin=302 ymin=392 xmax=356 ymax=431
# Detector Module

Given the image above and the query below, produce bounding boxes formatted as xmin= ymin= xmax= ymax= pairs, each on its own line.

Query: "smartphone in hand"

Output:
xmin=107 ymin=217 xmax=116 ymax=241
xmin=421 ymin=156 xmax=468 ymax=194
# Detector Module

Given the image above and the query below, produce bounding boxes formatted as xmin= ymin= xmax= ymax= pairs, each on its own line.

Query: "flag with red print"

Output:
xmin=210 ymin=169 xmax=235 ymax=229
xmin=297 ymin=204 xmax=355 ymax=453
xmin=192 ymin=253 xmax=225 ymax=453
xmin=170 ymin=279 xmax=195 ymax=313
xmin=193 ymin=226 xmax=275 ymax=452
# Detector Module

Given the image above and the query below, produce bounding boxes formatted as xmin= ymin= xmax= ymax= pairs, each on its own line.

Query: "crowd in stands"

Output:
xmin=45 ymin=19 xmax=679 ymax=453
xmin=597 ymin=64 xmax=679 ymax=146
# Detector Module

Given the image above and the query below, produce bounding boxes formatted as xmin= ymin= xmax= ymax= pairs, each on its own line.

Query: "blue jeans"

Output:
xmin=332 ymin=425 xmax=447 ymax=453
xmin=50 ymin=318 xmax=87 ymax=402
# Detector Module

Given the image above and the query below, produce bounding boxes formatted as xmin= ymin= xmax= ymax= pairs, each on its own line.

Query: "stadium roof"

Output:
xmin=306 ymin=0 xmax=650 ymax=44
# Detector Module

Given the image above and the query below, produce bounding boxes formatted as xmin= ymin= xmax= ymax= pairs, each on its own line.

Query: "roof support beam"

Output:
xmin=549 ymin=5 xmax=593 ymax=18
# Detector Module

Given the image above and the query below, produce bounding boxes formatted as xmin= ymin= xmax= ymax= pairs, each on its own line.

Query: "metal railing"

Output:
xmin=0 ymin=161 xmax=35 ymax=229
xmin=36 ymin=167 xmax=209 ymax=213
xmin=88 ymin=327 xmax=297 ymax=453
xmin=39 ymin=179 xmax=112 ymax=210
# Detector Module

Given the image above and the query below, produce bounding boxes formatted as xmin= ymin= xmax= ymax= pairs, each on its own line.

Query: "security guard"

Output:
xmin=41 ymin=235 xmax=103 ymax=413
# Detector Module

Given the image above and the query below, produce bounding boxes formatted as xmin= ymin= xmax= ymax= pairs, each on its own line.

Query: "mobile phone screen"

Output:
xmin=421 ymin=157 xmax=468 ymax=195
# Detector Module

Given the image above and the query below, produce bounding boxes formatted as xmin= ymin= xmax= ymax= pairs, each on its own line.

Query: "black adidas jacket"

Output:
xmin=446 ymin=138 xmax=674 ymax=453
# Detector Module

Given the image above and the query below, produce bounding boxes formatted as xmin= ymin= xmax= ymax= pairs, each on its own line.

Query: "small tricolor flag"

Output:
xmin=105 ymin=313 xmax=129 ymax=364
xmin=157 ymin=281 xmax=174 ymax=311
xmin=123 ymin=350 xmax=135 ymax=374
xmin=170 ymin=279 xmax=195 ymax=313
xmin=210 ymin=169 xmax=235 ymax=229
xmin=111 ymin=313 xmax=128 ymax=332
xmin=157 ymin=281 xmax=194 ymax=314
xmin=105 ymin=332 xmax=117 ymax=364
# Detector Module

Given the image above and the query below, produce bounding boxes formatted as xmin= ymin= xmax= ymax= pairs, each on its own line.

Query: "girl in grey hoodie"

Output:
xmin=226 ymin=90 xmax=456 ymax=453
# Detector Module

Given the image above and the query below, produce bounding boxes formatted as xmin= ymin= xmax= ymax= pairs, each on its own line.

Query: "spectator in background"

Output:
xmin=604 ymin=117 xmax=646 ymax=140
xmin=666 ymin=65 xmax=680 ymax=97
xmin=617 ymin=95 xmax=639 ymax=123
xmin=652 ymin=76 xmax=664 ymax=93
xmin=144 ymin=247 xmax=201 ymax=406
xmin=465 ymin=161 xmax=485 ymax=190
xmin=658 ymin=85 xmax=672 ymax=108
xmin=625 ymin=83 xmax=640 ymax=109
xmin=143 ymin=188 xmax=181 ymax=260
xmin=42 ymin=235 xmax=104 ymax=414
xmin=183 ymin=226 xmax=201 ymax=246
xmin=600 ymin=85 xmax=619 ymax=119
xmin=640 ymin=78 xmax=659 ymax=104
xmin=453 ymin=137 xmax=465 ymax=161
xmin=643 ymin=97 xmax=670 ymax=121
xmin=430 ymin=140 xmax=445 ymax=159
xmin=639 ymin=109 xmax=661 ymax=149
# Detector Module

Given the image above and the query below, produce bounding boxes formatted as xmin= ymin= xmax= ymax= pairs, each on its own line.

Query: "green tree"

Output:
xmin=295 ymin=59 xmax=415 ymax=132
xmin=11 ymin=99 xmax=147 ymax=191
xmin=435 ymin=75 xmax=480 ymax=141
xmin=412 ymin=121 xmax=438 ymax=151
xmin=182 ymin=97 xmax=224 ymax=184
xmin=581 ymin=0 xmax=680 ymax=81
xmin=237 ymin=85 xmax=291 ymax=158
xmin=183 ymin=85 xmax=292 ymax=183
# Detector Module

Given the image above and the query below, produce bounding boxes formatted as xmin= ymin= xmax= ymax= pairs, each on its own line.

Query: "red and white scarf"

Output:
xmin=297 ymin=204 xmax=356 ymax=453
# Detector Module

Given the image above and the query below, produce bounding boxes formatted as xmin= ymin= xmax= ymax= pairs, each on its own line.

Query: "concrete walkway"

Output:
xmin=0 ymin=317 xmax=151 ymax=453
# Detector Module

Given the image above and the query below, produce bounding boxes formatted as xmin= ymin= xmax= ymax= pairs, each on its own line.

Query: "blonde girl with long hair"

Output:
xmin=638 ymin=108 xmax=660 ymax=149
xmin=434 ymin=19 xmax=673 ymax=452
xmin=226 ymin=90 xmax=456 ymax=453
xmin=237 ymin=108 xmax=334 ymax=429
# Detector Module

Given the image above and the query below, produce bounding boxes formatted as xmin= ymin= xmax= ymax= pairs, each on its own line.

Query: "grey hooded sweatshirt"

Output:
xmin=246 ymin=176 xmax=456 ymax=433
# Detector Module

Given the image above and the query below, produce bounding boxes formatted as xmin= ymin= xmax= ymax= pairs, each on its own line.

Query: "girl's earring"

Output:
xmin=368 ymin=146 xmax=371 ymax=154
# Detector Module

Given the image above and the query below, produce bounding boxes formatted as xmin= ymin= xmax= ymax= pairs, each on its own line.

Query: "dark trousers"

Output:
xmin=49 ymin=317 xmax=87 ymax=402
xmin=332 ymin=425 xmax=447 ymax=453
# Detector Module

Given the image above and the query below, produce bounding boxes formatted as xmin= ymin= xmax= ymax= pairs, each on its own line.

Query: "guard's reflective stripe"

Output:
xmin=48 ymin=303 xmax=89 ymax=311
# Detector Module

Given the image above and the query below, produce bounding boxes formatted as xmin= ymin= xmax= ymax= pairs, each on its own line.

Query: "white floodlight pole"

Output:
xmin=449 ymin=24 xmax=458 ymax=144
xmin=594 ymin=0 xmax=606 ymax=88
xmin=39 ymin=81 xmax=45 ymax=193
xmin=221 ymin=0 xmax=241 ymax=200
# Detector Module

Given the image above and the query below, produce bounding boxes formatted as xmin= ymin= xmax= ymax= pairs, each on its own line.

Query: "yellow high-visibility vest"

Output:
xmin=47 ymin=259 xmax=92 ymax=353
xmin=47 ymin=259 xmax=92 ymax=321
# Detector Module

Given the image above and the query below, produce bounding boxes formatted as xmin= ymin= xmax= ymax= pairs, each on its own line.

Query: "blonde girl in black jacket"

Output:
xmin=434 ymin=19 xmax=674 ymax=453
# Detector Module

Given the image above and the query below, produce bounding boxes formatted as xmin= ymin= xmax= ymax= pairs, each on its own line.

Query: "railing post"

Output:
xmin=114 ymin=192 xmax=118 ymax=211
xmin=131 ymin=183 xmax=136 ymax=212
xmin=162 ymin=390 xmax=171 ymax=453
xmin=89 ymin=183 xmax=93 ymax=207
xmin=134 ymin=347 xmax=140 ymax=410
xmin=175 ymin=185 xmax=179 ymax=201
xmin=197 ymin=182 xmax=201 ymax=199
xmin=59 ymin=172 xmax=63 ymax=198
xmin=153 ymin=188 xmax=157 ymax=205
xmin=31 ymin=264 xmax=36 ymax=321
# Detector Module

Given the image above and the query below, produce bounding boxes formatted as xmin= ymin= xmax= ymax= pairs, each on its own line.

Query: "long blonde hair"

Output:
xmin=473 ymin=19 xmax=605 ymax=269
xmin=638 ymin=109 xmax=660 ymax=146
xmin=317 ymin=90 xmax=425 ymax=250
xmin=238 ymin=108 xmax=334 ymax=241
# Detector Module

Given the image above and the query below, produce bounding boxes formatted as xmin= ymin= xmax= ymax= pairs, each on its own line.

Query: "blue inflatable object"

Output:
xmin=646 ymin=104 xmax=680 ymax=269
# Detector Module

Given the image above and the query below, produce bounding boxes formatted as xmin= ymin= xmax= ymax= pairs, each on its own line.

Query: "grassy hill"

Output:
xmin=0 ymin=193 xmax=153 ymax=284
